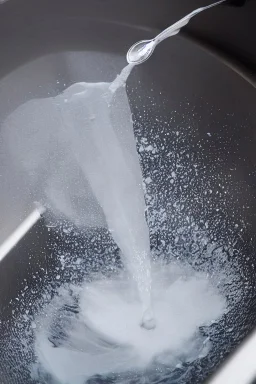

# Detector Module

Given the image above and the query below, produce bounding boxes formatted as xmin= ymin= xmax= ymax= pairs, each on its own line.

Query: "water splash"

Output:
xmin=1 ymin=66 xmax=231 ymax=384
xmin=33 ymin=262 xmax=225 ymax=384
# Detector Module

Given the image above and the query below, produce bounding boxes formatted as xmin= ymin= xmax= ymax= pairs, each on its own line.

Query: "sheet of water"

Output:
xmin=2 ymin=65 xmax=227 ymax=383
xmin=54 ymin=65 xmax=154 ymax=328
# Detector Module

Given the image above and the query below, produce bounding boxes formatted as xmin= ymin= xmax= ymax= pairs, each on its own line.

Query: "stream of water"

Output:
xmin=54 ymin=64 xmax=154 ymax=329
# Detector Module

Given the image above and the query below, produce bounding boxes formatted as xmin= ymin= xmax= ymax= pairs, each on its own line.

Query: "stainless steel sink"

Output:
xmin=0 ymin=0 xmax=256 ymax=383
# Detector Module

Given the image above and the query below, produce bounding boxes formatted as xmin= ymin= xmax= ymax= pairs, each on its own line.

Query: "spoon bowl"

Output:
xmin=126 ymin=0 xmax=226 ymax=65
xmin=127 ymin=39 xmax=156 ymax=65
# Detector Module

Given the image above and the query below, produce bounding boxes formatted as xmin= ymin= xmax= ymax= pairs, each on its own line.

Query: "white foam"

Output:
xmin=34 ymin=262 xmax=226 ymax=383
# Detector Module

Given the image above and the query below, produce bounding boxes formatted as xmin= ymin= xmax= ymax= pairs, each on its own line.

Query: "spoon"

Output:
xmin=127 ymin=0 xmax=226 ymax=65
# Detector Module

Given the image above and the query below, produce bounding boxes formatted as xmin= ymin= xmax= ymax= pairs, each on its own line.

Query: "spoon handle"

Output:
xmin=154 ymin=0 xmax=226 ymax=44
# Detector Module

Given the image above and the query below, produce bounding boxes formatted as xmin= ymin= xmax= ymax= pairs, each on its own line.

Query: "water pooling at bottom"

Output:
xmin=33 ymin=262 xmax=225 ymax=383
xmin=0 ymin=64 xmax=251 ymax=383
xmin=3 ymin=232 xmax=240 ymax=384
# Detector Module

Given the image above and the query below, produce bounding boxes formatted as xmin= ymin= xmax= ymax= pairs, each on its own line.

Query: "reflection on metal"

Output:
xmin=208 ymin=330 xmax=256 ymax=384
xmin=182 ymin=31 xmax=256 ymax=88
xmin=0 ymin=204 xmax=45 ymax=263
xmin=126 ymin=0 xmax=226 ymax=65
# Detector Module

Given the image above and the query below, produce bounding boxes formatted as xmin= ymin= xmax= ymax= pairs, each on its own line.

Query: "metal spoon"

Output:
xmin=126 ymin=0 xmax=226 ymax=65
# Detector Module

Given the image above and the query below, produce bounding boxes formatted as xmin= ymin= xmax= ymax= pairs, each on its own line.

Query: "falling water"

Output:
xmin=54 ymin=64 xmax=155 ymax=329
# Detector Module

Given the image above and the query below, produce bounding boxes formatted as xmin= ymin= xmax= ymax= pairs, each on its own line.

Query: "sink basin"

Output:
xmin=0 ymin=0 xmax=256 ymax=383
